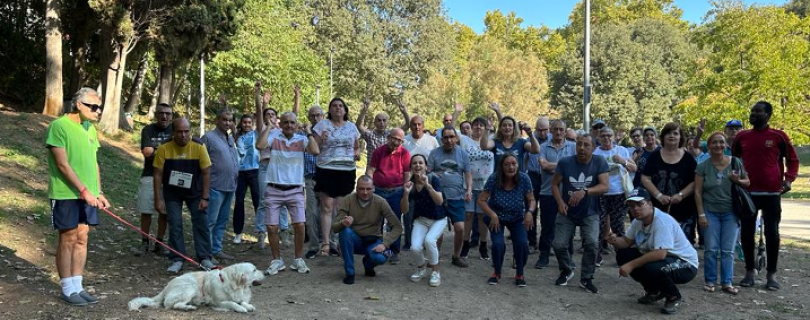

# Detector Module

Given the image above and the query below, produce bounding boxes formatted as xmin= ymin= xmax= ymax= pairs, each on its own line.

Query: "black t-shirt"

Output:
xmin=140 ymin=123 xmax=173 ymax=177
xmin=642 ymin=149 xmax=697 ymax=222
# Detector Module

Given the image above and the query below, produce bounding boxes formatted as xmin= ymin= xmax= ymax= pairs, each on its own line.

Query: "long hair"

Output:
xmin=408 ymin=154 xmax=429 ymax=183
xmin=495 ymin=116 xmax=518 ymax=143
xmin=495 ymin=153 xmax=521 ymax=190
xmin=327 ymin=97 xmax=350 ymax=121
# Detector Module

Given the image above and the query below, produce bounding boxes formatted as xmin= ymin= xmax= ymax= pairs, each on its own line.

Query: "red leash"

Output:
xmin=100 ymin=207 xmax=216 ymax=271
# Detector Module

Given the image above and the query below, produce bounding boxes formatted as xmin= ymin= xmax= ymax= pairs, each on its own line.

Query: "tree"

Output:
xmin=551 ymin=17 xmax=697 ymax=130
xmin=43 ymin=0 xmax=63 ymax=116
xmin=682 ymin=3 xmax=810 ymax=144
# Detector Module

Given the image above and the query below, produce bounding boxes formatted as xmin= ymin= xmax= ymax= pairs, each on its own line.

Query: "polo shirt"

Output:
xmin=153 ymin=140 xmax=211 ymax=201
xmin=266 ymin=130 xmax=308 ymax=186
xmin=370 ymin=144 xmax=411 ymax=189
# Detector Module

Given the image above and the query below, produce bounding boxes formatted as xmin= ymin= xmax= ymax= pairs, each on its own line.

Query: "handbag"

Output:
xmin=619 ymin=165 xmax=634 ymax=197
xmin=730 ymin=157 xmax=756 ymax=220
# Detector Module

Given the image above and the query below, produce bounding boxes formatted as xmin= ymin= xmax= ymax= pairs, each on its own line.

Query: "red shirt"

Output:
xmin=732 ymin=126 xmax=799 ymax=193
xmin=370 ymin=144 xmax=411 ymax=189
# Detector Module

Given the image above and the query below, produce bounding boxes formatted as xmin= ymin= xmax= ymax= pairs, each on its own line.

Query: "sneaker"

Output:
xmin=580 ymin=279 xmax=599 ymax=293
xmin=200 ymin=259 xmax=216 ymax=270
xmin=479 ymin=245 xmax=490 ymax=261
xmin=210 ymin=257 xmax=219 ymax=265
xmin=214 ymin=251 xmax=235 ymax=260
xmin=77 ymin=290 xmax=98 ymax=304
xmin=167 ymin=261 xmax=183 ymax=274
xmin=410 ymin=266 xmax=427 ymax=282
xmin=555 ymin=269 xmax=575 ymax=286
xmin=257 ymin=232 xmax=267 ymax=249
xmin=534 ymin=254 xmax=549 ymax=269
xmin=305 ymin=250 xmax=319 ymax=259
xmin=661 ymin=297 xmax=681 ymax=314
xmin=233 ymin=233 xmax=243 ymax=244
xmin=289 ymin=258 xmax=311 ymax=274
xmin=595 ymin=255 xmax=603 ymax=267
xmin=429 ymin=271 xmax=441 ymax=287
xmin=515 ymin=275 xmax=527 ymax=287
xmin=452 ymin=256 xmax=470 ymax=268
xmin=402 ymin=244 xmax=411 ymax=252
xmin=134 ymin=241 xmax=149 ymax=256
xmin=265 ymin=259 xmax=286 ymax=275
xmin=637 ymin=292 xmax=665 ymax=305
xmin=389 ymin=253 xmax=400 ymax=265
xmin=460 ymin=241 xmax=471 ymax=259
xmin=487 ymin=273 xmax=500 ymax=285
xmin=343 ymin=275 xmax=355 ymax=285
xmin=61 ymin=292 xmax=87 ymax=306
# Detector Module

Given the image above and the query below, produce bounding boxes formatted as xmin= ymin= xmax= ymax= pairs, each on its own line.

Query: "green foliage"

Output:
xmin=552 ymin=17 xmax=696 ymax=130
xmin=0 ymin=0 xmax=45 ymax=107
xmin=682 ymin=4 xmax=810 ymax=144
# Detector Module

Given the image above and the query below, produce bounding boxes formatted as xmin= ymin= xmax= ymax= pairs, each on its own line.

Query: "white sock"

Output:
xmin=72 ymin=275 xmax=83 ymax=293
xmin=60 ymin=277 xmax=76 ymax=296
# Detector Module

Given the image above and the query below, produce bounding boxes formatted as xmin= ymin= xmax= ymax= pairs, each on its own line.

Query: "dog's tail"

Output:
xmin=127 ymin=291 xmax=165 ymax=311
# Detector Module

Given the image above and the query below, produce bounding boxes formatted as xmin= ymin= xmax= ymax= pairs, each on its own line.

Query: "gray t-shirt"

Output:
xmin=695 ymin=156 xmax=747 ymax=213
xmin=201 ymin=129 xmax=239 ymax=192
xmin=626 ymin=208 xmax=699 ymax=269
xmin=554 ymin=155 xmax=609 ymax=219
xmin=538 ymin=140 xmax=576 ymax=195
xmin=428 ymin=146 xmax=470 ymax=200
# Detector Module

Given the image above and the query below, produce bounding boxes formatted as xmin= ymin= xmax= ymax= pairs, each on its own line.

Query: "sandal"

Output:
xmin=703 ymin=284 xmax=716 ymax=293
xmin=319 ymin=244 xmax=330 ymax=257
xmin=739 ymin=276 xmax=755 ymax=287
xmin=765 ymin=279 xmax=781 ymax=291
xmin=721 ymin=285 xmax=739 ymax=295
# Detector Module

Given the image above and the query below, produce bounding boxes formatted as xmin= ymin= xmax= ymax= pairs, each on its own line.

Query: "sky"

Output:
xmin=443 ymin=0 xmax=789 ymax=33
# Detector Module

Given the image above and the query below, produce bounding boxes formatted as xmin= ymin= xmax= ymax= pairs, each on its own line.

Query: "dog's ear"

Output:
xmin=240 ymin=274 xmax=248 ymax=286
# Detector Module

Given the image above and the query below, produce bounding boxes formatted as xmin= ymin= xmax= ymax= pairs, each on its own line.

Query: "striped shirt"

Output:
xmin=265 ymin=129 xmax=308 ymax=186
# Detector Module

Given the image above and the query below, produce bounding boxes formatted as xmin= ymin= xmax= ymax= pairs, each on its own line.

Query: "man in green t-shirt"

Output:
xmin=46 ymin=87 xmax=110 ymax=306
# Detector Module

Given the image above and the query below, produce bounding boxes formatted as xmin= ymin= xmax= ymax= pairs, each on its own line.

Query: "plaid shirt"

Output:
xmin=304 ymin=151 xmax=317 ymax=178
xmin=362 ymin=129 xmax=390 ymax=158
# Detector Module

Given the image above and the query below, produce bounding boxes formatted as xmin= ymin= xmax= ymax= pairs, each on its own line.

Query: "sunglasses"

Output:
xmin=81 ymin=101 xmax=103 ymax=113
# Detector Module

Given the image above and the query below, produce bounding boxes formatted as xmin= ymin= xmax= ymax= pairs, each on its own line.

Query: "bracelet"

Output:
xmin=699 ymin=214 xmax=706 ymax=218
xmin=655 ymin=193 xmax=663 ymax=200
xmin=202 ymin=198 xmax=209 ymax=201
xmin=678 ymin=192 xmax=683 ymax=197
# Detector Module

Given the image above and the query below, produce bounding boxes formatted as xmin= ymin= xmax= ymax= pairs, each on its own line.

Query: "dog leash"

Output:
xmin=100 ymin=207 xmax=215 ymax=271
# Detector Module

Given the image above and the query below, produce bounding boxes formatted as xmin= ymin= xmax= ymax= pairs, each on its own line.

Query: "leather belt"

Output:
xmin=268 ymin=183 xmax=301 ymax=191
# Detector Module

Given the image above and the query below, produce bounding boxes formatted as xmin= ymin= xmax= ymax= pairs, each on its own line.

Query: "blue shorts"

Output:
xmin=445 ymin=199 xmax=466 ymax=224
xmin=464 ymin=190 xmax=484 ymax=214
xmin=50 ymin=199 xmax=99 ymax=230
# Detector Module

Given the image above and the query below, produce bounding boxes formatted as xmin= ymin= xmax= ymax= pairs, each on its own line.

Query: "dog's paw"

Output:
xmin=242 ymin=303 xmax=255 ymax=312
xmin=233 ymin=305 xmax=248 ymax=313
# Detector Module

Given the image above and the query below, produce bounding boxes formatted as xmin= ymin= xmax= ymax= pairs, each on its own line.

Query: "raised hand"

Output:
xmin=697 ymin=117 xmax=706 ymax=132
xmin=254 ymin=80 xmax=262 ymax=95
xmin=454 ymin=102 xmax=464 ymax=113
xmin=218 ymin=94 xmax=227 ymax=106
xmin=363 ymin=96 xmax=371 ymax=109
xmin=263 ymin=90 xmax=272 ymax=106
xmin=403 ymin=181 xmax=414 ymax=193
xmin=488 ymin=102 xmax=501 ymax=113
xmin=293 ymin=84 xmax=300 ymax=96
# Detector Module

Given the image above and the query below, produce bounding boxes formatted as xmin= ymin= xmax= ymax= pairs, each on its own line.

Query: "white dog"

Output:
xmin=128 ymin=262 xmax=264 ymax=313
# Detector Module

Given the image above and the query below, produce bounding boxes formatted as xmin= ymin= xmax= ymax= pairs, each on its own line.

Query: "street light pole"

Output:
xmin=583 ymin=0 xmax=592 ymax=131
xmin=329 ymin=44 xmax=334 ymax=98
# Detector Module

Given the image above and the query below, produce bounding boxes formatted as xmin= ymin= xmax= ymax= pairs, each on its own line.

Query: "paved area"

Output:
xmin=782 ymin=200 xmax=809 ymax=241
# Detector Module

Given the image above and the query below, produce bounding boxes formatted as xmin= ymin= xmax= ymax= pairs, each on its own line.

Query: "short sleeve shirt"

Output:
xmin=411 ymin=174 xmax=445 ymax=220
xmin=236 ymin=130 xmax=260 ymax=171
xmin=46 ymin=116 xmax=100 ymax=199
xmin=153 ymin=140 xmax=211 ymax=201
xmin=494 ymin=138 xmax=528 ymax=172
xmin=370 ymin=145 xmax=411 ymax=189
xmin=140 ymin=123 xmax=173 ymax=177
xmin=462 ymin=136 xmax=494 ymax=191
xmin=404 ymin=133 xmax=440 ymax=158
xmin=555 ymin=155 xmax=610 ymax=220
xmin=642 ymin=150 xmax=697 ymax=221
xmin=695 ymin=156 xmax=747 ymax=213
xmin=266 ymin=130 xmax=309 ymax=186
xmin=626 ymin=208 xmax=699 ymax=268
xmin=538 ymin=140 xmax=576 ymax=195
xmin=593 ymin=145 xmax=633 ymax=195
xmin=201 ymin=129 xmax=239 ymax=192
xmin=428 ymin=146 xmax=470 ymax=200
xmin=361 ymin=129 xmax=389 ymax=158
xmin=313 ymin=120 xmax=360 ymax=171
xmin=483 ymin=172 xmax=533 ymax=223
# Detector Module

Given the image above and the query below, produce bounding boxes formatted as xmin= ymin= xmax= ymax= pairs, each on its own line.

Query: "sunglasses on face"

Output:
xmin=82 ymin=101 xmax=103 ymax=113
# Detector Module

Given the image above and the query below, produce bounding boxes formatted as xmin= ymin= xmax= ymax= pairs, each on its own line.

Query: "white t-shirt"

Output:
xmin=461 ymin=135 xmax=493 ymax=191
xmin=626 ymin=208 xmax=699 ymax=269
xmin=312 ymin=119 xmax=359 ymax=171
xmin=266 ymin=129 xmax=308 ymax=186
xmin=404 ymin=133 xmax=439 ymax=158
xmin=593 ymin=145 xmax=632 ymax=195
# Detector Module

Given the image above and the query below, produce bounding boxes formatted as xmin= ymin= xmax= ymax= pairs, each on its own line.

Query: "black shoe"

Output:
xmin=452 ymin=256 xmax=470 ymax=268
xmin=534 ymin=254 xmax=549 ymax=269
xmin=460 ymin=241 xmax=471 ymax=259
xmin=479 ymin=243 xmax=490 ymax=260
xmin=637 ymin=292 xmax=665 ymax=305
xmin=661 ymin=297 xmax=681 ymax=314
xmin=343 ymin=275 xmax=355 ymax=285
xmin=580 ymin=279 xmax=598 ymax=293
xmin=555 ymin=270 xmax=575 ymax=286
xmin=487 ymin=273 xmax=500 ymax=285
xmin=152 ymin=239 xmax=164 ymax=253
xmin=363 ymin=256 xmax=377 ymax=277
xmin=305 ymin=250 xmax=318 ymax=259
xmin=515 ymin=275 xmax=527 ymax=287
xmin=134 ymin=241 xmax=149 ymax=257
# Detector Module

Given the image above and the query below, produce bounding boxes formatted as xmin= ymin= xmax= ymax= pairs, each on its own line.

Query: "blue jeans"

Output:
xmin=257 ymin=163 xmax=289 ymax=233
xmin=538 ymin=195 xmax=574 ymax=256
xmin=704 ymin=210 xmax=738 ymax=286
xmin=208 ymin=188 xmax=235 ymax=254
xmin=554 ymin=214 xmax=599 ymax=280
xmin=375 ymin=187 xmax=404 ymax=253
xmin=485 ymin=216 xmax=528 ymax=277
xmin=338 ymin=228 xmax=388 ymax=276
xmin=165 ymin=197 xmax=211 ymax=262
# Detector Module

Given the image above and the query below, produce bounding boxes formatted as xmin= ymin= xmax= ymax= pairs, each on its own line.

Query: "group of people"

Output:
xmin=47 ymin=85 xmax=799 ymax=315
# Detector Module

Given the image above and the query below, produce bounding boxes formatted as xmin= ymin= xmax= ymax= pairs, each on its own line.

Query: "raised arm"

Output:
xmin=254 ymin=81 xmax=264 ymax=132
xmin=292 ymin=85 xmax=301 ymax=116
xmin=488 ymin=102 xmax=503 ymax=122
xmin=397 ymin=98 xmax=410 ymax=131
xmin=692 ymin=118 xmax=706 ymax=150
xmin=356 ymin=97 xmax=371 ymax=133
xmin=451 ymin=102 xmax=463 ymax=128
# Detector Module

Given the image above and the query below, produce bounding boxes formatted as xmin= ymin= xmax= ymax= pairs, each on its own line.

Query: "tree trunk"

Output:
xmin=158 ymin=63 xmax=174 ymax=105
xmin=99 ymin=43 xmax=123 ymax=133
xmin=113 ymin=50 xmax=132 ymax=131
xmin=43 ymin=0 xmax=63 ymax=116
xmin=146 ymin=67 xmax=161 ymax=119
xmin=124 ymin=53 xmax=148 ymax=114
xmin=67 ymin=0 xmax=93 ymax=96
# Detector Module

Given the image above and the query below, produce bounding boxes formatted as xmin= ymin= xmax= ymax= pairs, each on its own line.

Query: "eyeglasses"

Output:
xmin=81 ymin=102 xmax=103 ymax=113
xmin=156 ymin=111 xmax=172 ymax=116
xmin=442 ymin=136 xmax=457 ymax=140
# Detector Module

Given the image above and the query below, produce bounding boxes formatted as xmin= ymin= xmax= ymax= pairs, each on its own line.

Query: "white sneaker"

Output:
xmin=289 ymin=258 xmax=311 ymax=274
xmin=167 ymin=261 xmax=183 ymax=274
xmin=410 ymin=267 xmax=427 ymax=282
xmin=429 ymin=271 xmax=441 ymax=287
xmin=257 ymin=232 xmax=267 ymax=249
xmin=233 ymin=233 xmax=243 ymax=244
xmin=265 ymin=259 xmax=286 ymax=275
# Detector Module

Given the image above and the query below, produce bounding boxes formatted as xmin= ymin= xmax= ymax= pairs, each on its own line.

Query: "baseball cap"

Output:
xmin=725 ymin=119 xmax=743 ymax=128
xmin=592 ymin=119 xmax=606 ymax=129
xmin=625 ymin=188 xmax=651 ymax=203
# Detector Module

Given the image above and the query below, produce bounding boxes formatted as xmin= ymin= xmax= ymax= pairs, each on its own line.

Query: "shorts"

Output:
xmin=313 ymin=167 xmax=356 ymax=198
xmin=264 ymin=185 xmax=306 ymax=226
xmin=465 ymin=190 xmax=484 ymax=214
xmin=51 ymin=199 xmax=99 ymax=230
xmin=445 ymin=199 xmax=466 ymax=224
xmin=137 ymin=176 xmax=158 ymax=214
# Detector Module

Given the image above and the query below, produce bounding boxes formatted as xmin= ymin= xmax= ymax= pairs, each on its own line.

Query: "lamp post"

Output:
xmin=583 ymin=0 xmax=592 ymax=130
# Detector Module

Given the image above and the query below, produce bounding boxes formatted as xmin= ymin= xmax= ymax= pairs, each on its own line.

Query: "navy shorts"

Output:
xmin=445 ymin=199 xmax=467 ymax=224
xmin=50 ymin=199 xmax=99 ymax=230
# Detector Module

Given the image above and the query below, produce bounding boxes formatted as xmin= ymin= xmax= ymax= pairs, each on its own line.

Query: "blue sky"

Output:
xmin=444 ymin=0 xmax=788 ymax=33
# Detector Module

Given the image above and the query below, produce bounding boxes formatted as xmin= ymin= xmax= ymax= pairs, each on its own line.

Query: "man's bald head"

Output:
xmin=172 ymin=118 xmax=192 ymax=146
